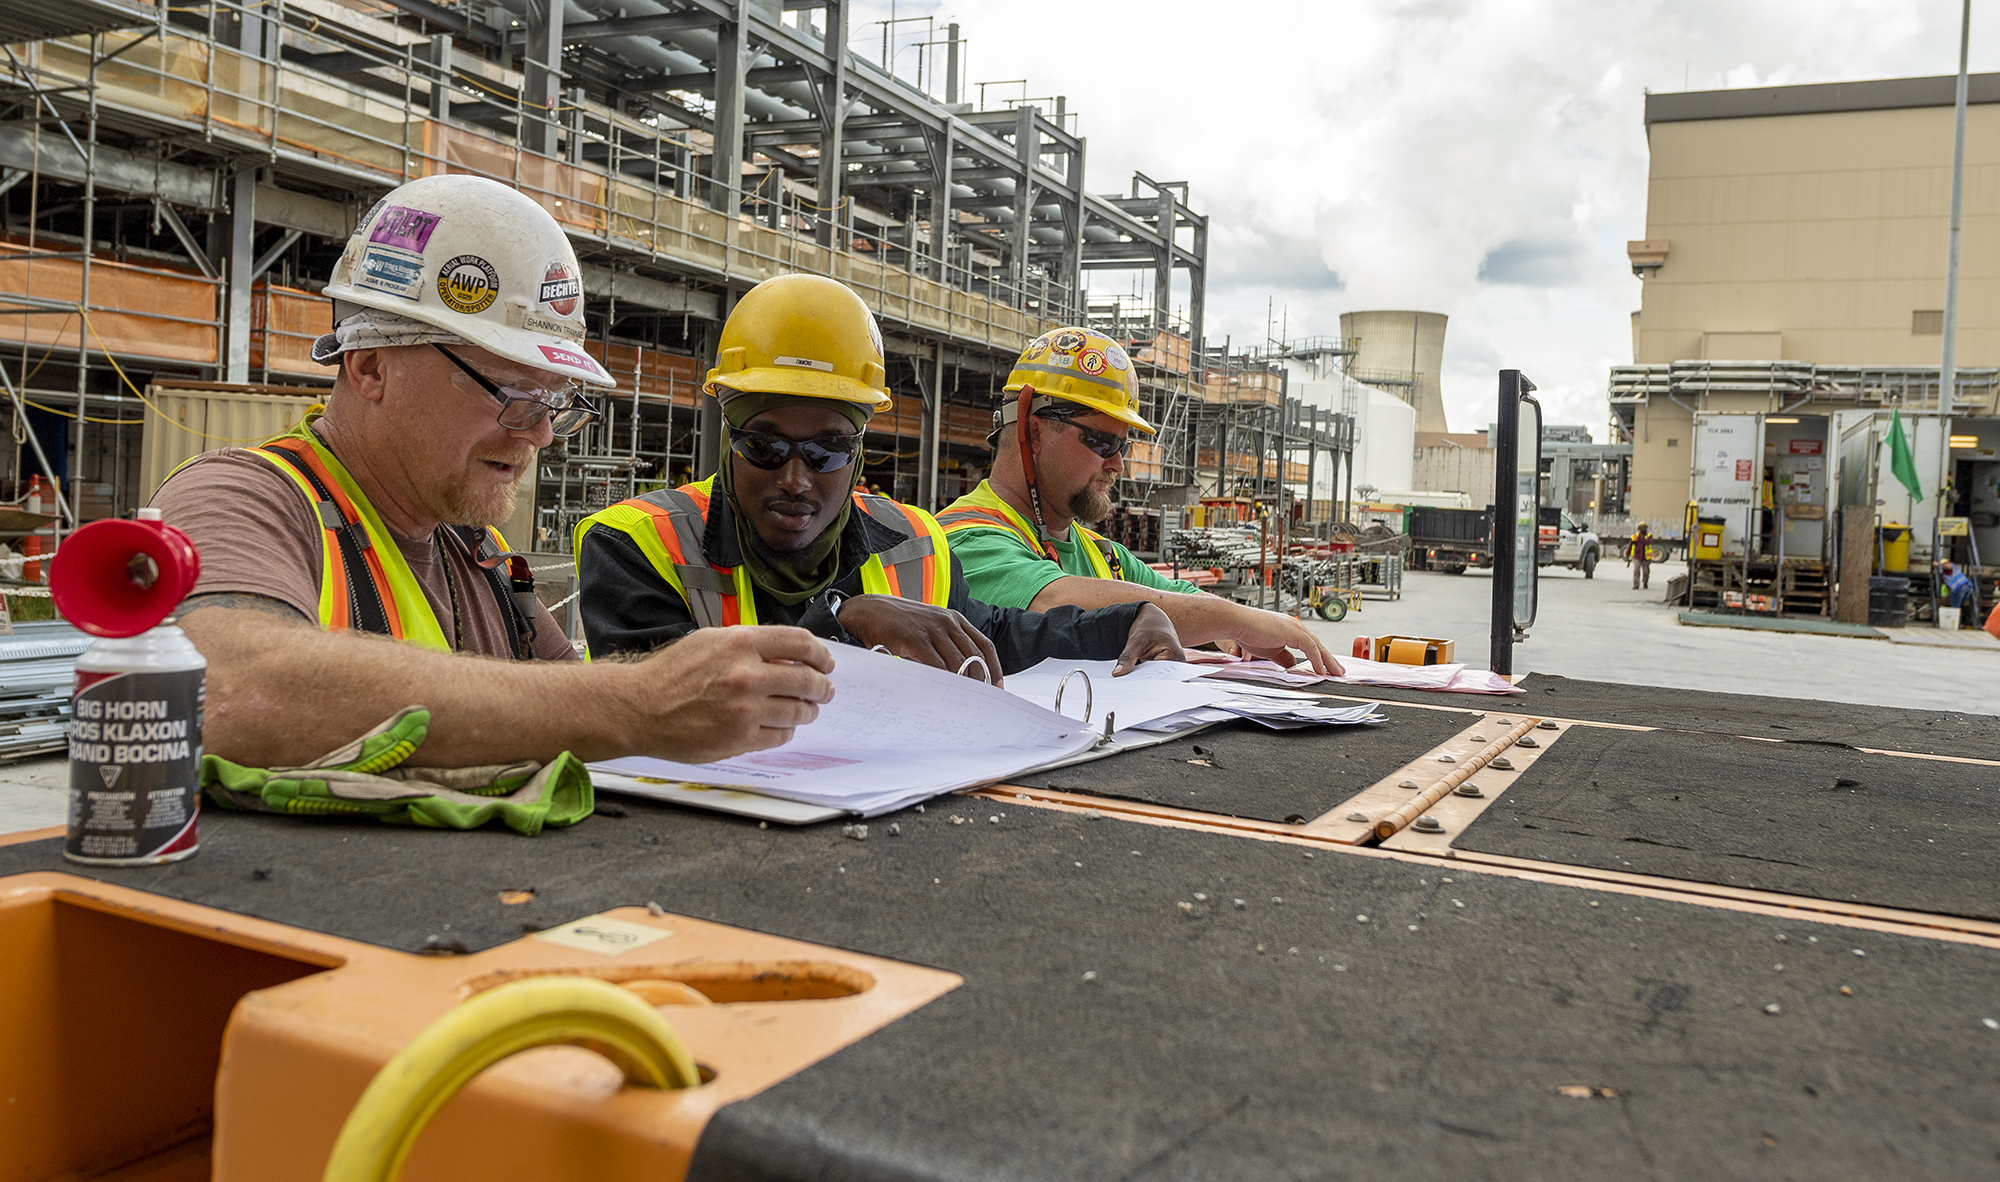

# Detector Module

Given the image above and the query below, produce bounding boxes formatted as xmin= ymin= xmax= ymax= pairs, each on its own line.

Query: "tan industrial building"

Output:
xmin=1615 ymin=74 xmax=2000 ymax=617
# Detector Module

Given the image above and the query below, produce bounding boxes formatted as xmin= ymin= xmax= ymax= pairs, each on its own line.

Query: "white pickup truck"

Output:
xmin=1538 ymin=511 xmax=1604 ymax=578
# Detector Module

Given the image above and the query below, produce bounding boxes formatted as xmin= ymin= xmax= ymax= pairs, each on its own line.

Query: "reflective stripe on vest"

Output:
xmin=936 ymin=500 xmax=1119 ymax=580
xmin=249 ymin=425 xmax=453 ymax=652
xmin=576 ymin=477 xmax=952 ymax=633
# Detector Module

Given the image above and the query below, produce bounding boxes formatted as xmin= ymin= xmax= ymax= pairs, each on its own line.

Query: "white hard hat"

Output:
xmin=322 ymin=175 xmax=614 ymax=387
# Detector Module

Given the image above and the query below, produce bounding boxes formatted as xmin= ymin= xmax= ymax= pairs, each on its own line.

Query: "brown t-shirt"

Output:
xmin=151 ymin=444 xmax=577 ymax=662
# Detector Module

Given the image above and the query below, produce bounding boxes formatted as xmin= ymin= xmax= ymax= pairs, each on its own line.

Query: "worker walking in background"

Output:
xmin=937 ymin=328 xmax=1339 ymax=675
xmin=152 ymin=175 xmax=835 ymax=772
xmin=1628 ymin=521 xmax=1654 ymax=590
xmin=574 ymin=276 xmax=1183 ymax=680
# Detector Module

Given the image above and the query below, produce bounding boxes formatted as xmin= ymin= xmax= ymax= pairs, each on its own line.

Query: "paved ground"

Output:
xmin=3 ymin=558 xmax=1991 ymax=839
xmin=1293 ymin=558 xmax=2000 ymax=715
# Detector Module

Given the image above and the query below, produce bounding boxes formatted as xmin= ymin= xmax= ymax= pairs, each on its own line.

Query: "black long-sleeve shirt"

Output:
xmin=578 ymin=492 xmax=1143 ymax=674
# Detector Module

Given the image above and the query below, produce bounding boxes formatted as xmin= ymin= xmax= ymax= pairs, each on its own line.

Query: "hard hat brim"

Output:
xmin=707 ymin=366 xmax=894 ymax=412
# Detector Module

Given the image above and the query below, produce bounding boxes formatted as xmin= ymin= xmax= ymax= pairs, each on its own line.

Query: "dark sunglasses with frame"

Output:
xmin=433 ymin=345 xmax=597 ymax=437
xmin=1035 ymin=410 xmax=1134 ymax=459
xmin=727 ymin=426 xmax=865 ymax=473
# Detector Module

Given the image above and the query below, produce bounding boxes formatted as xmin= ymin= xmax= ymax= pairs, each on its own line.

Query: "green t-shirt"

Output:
xmin=940 ymin=481 xmax=1202 ymax=610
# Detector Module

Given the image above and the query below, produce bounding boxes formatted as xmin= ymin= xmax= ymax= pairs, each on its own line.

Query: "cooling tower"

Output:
xmin=1339 ymin=310 xmax=1449 ymax=434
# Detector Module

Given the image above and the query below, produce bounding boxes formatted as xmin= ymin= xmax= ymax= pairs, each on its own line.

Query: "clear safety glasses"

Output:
xmin=727 ymin=427 xmax=863 ymax=473
xmin=434 ymin=345 xmax=597 ymax=438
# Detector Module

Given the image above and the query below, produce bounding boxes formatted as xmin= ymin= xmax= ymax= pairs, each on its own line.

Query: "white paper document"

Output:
xmin=592 ymin=645 xmax=1100 ymax=817
xmin=1003 ymin=658 xmax=1236 ymax=732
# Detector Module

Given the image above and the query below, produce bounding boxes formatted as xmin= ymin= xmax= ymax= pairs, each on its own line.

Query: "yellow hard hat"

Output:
xmin=1003 ymin=326 xmax=1155 ymax=434
xmin=704 ymin=275 xmax=892 ymax=412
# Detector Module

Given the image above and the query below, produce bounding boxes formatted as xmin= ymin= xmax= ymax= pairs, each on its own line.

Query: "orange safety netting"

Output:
xmin=0 ymin=246 xmax=219 ymax=364
xmin=870 ymin=399 xmax=990 ymax=448
xmin=583 ymin=341 xmax=702 ymax=406
xmin=249 ymin=283 xmax=332 ymax=377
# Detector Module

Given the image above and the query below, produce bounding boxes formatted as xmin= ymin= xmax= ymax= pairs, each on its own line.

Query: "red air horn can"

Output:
xmin=49 ymin=509 xmax=206 ymax=866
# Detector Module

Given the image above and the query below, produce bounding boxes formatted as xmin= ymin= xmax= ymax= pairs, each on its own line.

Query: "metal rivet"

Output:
xmin=1516 ymin=736 xmax=1540 ymax=749
xmin=1413 ymin=815 xmax=1445 ymax=833
xmin=1469 ymin=734 xmax=1488 ymax=742
xmin=1454 ymin=783 xmax=1484 ymax=798
xmin=1398 ymin=780 xmax=1419 ymax=789
xmin=1493 ymin=718 xmax=1512 ymax=724
xmin=1538 ymin=720 xmax=1559 ymax=730
xmin=1490 ymin=756 xmax=1514 ymax=770
xmin=1438 ymin=754 xmax=1456 ymax=764
xmin=1346 ymin=812 xmax=1370 ymax=823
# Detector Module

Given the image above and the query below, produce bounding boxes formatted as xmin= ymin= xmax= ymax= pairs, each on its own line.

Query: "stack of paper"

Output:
xmin=591 ymin=645 xmax=1099 ymax=817
xmin=1194 ymin=654 xmax=1524 ymax=696
xmin=1003 ymin=658 xmax=1387 ymax=734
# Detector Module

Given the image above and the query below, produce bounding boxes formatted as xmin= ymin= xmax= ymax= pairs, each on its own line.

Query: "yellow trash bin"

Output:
xmin=1878 ymin=524 xmax=1911 ymax=573
xmin=1694 ymin=516 xmax=1726 ymax=561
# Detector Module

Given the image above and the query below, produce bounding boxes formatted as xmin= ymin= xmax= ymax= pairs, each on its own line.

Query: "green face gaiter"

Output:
xmin=719 ymin=392 xmax=870 ymax=607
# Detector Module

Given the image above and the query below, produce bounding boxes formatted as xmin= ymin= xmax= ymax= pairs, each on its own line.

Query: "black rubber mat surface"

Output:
xmin=1014 ymin=702 xmax=1481 ymax=822
xmin=4 ymin=801 xmax=1996 ymax=1181
xmin=1451 ymin=726 xmax=2000 ymax=920
xmin=1322 ymin=674 xmax=2000 ymax=759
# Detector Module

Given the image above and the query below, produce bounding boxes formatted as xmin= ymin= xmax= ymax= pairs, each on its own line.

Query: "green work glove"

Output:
xmin=202 ymin=707 xmax=593 ymax=836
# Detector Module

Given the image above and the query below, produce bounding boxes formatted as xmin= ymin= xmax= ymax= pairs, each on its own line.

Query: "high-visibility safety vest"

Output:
xmin=936 ymin=482 xmax=1126 ymax=580
xmin=247 ymin=419 xmax=539 ymax=657
xmin=574 ymin=477 xmax=952 ymax=629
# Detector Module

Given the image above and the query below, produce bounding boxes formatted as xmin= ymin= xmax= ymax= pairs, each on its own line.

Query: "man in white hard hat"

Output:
xmin=151 ymin=175 xmax=833 ymax=770
xmin=938 ymin=327 xmax=1341 ymax=675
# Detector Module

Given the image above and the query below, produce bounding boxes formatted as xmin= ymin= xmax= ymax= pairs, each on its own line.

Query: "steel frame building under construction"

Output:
xmin=0 ymin=0 xmax=1214 ymax=552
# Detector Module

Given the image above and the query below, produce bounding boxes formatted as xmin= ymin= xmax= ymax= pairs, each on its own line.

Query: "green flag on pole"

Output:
xmin=1887 ymin=408 xmax=1924 ymax=502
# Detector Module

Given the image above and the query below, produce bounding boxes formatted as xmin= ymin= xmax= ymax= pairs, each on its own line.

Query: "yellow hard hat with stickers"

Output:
xmin=1001 ymin=326 xmax=1154 ymax=434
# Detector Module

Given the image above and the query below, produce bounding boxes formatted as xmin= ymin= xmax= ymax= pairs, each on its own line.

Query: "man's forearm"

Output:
xmin=182 ymin=604 xmax=640 ymax=768
xmin=1027 ymin=575 xmax=1238 ymax=645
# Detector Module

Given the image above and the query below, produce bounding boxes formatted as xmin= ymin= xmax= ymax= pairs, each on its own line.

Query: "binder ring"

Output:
xmin=1053 ymin=669 xmax=1093 ymax=723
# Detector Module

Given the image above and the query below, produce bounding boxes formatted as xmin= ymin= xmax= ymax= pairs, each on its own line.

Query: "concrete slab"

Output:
xmin=1297 ymin=561 xmax=2000 ymax=716
xmin=1677 ymin=610 xmax=1886 ymax=638
xmin=0 ymin=757 xmax=66 ymax=837
xmin=1883 ymin=626 xmax=2000 ymax=651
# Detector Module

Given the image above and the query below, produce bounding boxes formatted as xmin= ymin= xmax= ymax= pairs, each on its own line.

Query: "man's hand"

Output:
xmin=628 ymin=626 xmax=836 ymax=761
xmin=1112 ymin=603 xmax=1185 ymax=675
xmin=838 ymin=594 xmax=1005 ymax=685
xmin=1222 ymin=604 xmax=1342 ymax=676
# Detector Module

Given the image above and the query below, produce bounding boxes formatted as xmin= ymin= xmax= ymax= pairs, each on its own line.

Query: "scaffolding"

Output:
xmin=0 ymin=0 xmax=1209 ymax=549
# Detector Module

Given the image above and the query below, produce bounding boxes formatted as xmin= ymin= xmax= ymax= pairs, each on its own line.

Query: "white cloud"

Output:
xmin=851 ymin=0 xmax=1993 ymax=436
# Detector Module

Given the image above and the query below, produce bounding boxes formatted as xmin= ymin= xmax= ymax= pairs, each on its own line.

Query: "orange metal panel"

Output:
xmin=0 ymin=873 xmax=959 ymax=1182
xmin=249 ymin=283 xmax=333 ymax=377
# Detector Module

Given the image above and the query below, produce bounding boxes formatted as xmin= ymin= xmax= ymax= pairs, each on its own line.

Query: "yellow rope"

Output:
xmin=16 ymin=396 xmax=144 ymax=425
xmin=79 ymin=308 xmax=276 ymax=443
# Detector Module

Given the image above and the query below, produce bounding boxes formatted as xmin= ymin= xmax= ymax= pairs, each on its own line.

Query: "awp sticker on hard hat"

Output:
xmin=539 ymin=261 xmax=581 ymax=317
xmin=1052 ymin=329 xmax=1087 ymax=353
xmin=368 ymin=206 xmax=442 ymax=253
xmin=437 ymin=254 xmax=500 ymax=314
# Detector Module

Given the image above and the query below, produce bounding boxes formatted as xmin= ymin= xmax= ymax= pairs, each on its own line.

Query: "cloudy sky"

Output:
xmin=845 ymin=0 xmax=1999 ymax=438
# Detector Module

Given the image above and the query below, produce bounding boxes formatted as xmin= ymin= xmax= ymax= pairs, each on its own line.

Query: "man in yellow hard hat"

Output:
xmin=575 ymin=276 xmax=1183 ymax=681
xmin=152 ymin=175 xmax=833 ymax=774
xmin=937 ymin=328 xmax=1341 ymax=675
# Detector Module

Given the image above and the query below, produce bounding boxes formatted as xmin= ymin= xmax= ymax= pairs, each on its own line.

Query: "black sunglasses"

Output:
xmin=434 ymin=345 xmax=597 ymax=438
xmin=1039 ymin=412 xmax=1133 ymax=459
xmin=728 ymin=427 xmax=863 ymax=473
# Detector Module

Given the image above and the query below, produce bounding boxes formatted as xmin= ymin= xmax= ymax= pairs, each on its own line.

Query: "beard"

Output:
xmin=437 ymin=445 xmax=534 ymax=527
xmin=1067 ymin=481 xmax=1113 ymax=526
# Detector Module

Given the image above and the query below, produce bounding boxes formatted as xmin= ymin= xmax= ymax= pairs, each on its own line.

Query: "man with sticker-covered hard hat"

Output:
xmin=574 ymin=274 xmax=1184 ymax=682
xmin=937 ymin=327 xmax=1341 ymax=675
xmin=151 ymin=174 xmax=834 ymax=775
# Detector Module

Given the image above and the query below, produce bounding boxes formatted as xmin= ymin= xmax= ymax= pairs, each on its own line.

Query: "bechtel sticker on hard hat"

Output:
xmin=540 ymin=262 xmax=581 ymax=316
